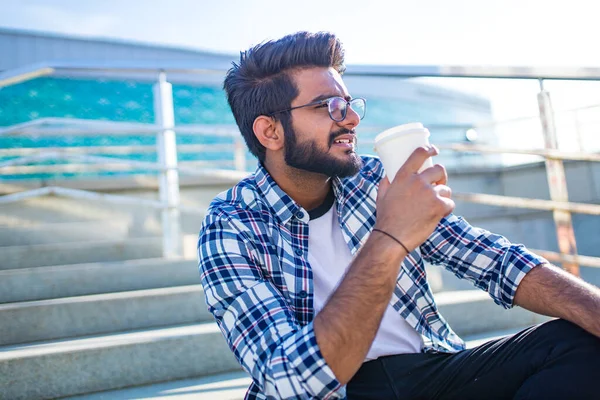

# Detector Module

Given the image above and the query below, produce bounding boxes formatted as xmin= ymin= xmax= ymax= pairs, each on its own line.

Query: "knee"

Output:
xmin=541 ymin=319 xmax=600 ymax=352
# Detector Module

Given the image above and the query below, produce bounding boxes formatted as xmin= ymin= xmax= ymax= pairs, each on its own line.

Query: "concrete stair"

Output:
xmin=0 ymin=258 xmax=199 ymax=303
xmin=0 ymin=323 xmax=241 ymax=400
xmin=57 ymin=328 xmax=530 ymax=400
xmin=0 ymin=285 xmax=209 ymax=346
xmin=434 ymin=290 xmax=551 ymax=337
xmin=0 ymin=284 xmax=550 ymax=399
xmin=62 ymin=371 xmax=252 ymax=400
xmin=0 ymin=197 xmax=244 ymax=400
xmin=0 ymin=220 xmax=155 ymax=247
xmin=0 ymin=237 xmax=164 ymax=270
xmin=0 ymin=193 xmax=553 ymax=400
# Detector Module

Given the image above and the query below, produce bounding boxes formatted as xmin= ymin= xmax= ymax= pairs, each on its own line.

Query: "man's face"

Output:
xmin=282 ymin=67 xmax=363 ymax=178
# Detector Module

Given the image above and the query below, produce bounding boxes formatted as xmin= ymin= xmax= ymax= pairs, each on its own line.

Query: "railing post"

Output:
xmin=234 ymin=137 xmax=247 ymax=171
xmin=153 ymin=71 xmax=182 ymax=259
xmin=537 ymin=79 xmax=579 ymax=275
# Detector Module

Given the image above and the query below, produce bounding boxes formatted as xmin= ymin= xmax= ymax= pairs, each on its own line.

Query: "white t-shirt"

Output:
xmin=308 ymin=201 xmax=423 ymax=361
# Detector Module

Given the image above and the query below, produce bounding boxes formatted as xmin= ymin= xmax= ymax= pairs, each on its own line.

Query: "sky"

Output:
xmin=1 ymin=0 xmax=600 ymax=154
xmin=2 ymin=0 xmax=600 ymax=67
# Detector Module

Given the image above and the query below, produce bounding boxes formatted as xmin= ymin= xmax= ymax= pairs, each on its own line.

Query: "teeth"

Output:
xmin=335 ymin=139 xmax=351 ymax=144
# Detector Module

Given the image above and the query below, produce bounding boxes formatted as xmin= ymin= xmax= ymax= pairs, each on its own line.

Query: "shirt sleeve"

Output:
xmin=420 ymin=213 xmax=548 ymax=309
xmin=198 ymin=211 xmax=344 ymax=399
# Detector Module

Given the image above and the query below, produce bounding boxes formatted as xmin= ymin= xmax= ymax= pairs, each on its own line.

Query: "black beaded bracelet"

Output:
xmin=372 ymin=228 xmax=411 ymax=254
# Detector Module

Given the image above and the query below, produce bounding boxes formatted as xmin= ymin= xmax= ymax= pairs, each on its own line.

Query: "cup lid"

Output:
xmin=374 ymin=122 xmax=430 ymax=148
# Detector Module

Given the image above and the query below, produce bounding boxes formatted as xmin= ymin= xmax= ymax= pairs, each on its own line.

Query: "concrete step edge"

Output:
xmin=0 ymin=322 xmax=219 ymax=361
xmin=0 ymin=219 xmax=129 ymax=231
xmin=434 ymin=289 xmax=490 ymax=305
xmin=0 ymin=284 xmax=204 ymax=311
xmin=0 ymin=256 xmax=199 ymax=303
xmin=60 ymin=326 xmax=547 ymax=400
xmin=0 ymin=256 xmax=190 ymax=276
xmin=0 ymin=235 xmax=163 ymax=252
xmin=61 ymin=371 xmax=251 ymax=400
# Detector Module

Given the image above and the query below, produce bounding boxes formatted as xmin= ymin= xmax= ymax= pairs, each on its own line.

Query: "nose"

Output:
xmin=341 ymin=103 xmax=360 ymax=129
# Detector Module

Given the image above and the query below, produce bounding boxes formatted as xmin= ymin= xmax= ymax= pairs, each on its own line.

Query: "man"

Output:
xmin=197 ymin=31 xmax=600 ymax=399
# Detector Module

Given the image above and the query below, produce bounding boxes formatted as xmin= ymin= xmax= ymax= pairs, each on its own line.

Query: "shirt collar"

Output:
xmin=254 ymin=163 xmax=304 ymax=225
xmin=253 ymin=163 xmax=345 ymax=226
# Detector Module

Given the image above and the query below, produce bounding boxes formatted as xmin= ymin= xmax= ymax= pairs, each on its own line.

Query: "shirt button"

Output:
xmin=299 ymin=290 xmax=308 ymax=299
xmin=295 ymin=248 xmax=303 ymax=257
xmin=296 ymin=211 xmax=304 ymax=219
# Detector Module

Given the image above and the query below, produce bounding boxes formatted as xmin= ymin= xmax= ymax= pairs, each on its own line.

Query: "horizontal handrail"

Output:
xmin=1 ymin=160 xmax=234 ymax=174
xmin=0 ymin=125 xmax=239 ymax=137
xmin=358 ymin=141 xmax=600 ymax=162
xmin=0 ymin=185 xmax=211 ymax=216
xmin=345 ymin=65 xmax=600 ymax=80
xmin=4 ymin=62 xmax=600 ymax=89
xmin=453 ymin=192 xmax=600 ymax=215
xmin=435 ymin=143 xmax=600 ymax=162
xmin=530 ymin=248 xmax=600 ymax=269
xmin=2 ymin=141 xmax=599 ymax=163
xmin=0 ymin=144 xmax=235 ymax=157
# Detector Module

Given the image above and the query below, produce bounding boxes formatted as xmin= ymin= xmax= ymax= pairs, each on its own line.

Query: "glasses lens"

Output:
xmin=350 ymin=98 xmax=366 ymax=120
xmin=328 ymin=97 xmax=347 ymax=121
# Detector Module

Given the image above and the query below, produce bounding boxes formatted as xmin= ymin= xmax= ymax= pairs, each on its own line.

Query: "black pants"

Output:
xmin=347 ymin=319 xmax=600 ymax=399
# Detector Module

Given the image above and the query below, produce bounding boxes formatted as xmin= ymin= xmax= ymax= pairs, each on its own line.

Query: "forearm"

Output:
xmin=514 ymin=263 xmax=600 ymax=337
xmin=314 ymin=233 xmax=406 ymax=384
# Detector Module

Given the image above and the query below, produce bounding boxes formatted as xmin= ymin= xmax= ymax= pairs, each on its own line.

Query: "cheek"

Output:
xmin=300 ymin=119 xmax=336 ymax=144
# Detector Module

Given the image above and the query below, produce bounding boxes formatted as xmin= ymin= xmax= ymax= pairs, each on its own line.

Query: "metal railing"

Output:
xmin=0 ymin=62 xmax=599 ymax=274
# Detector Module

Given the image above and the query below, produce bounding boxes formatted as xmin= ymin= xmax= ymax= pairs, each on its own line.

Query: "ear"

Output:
xmin=253 ymin=115 xmax=284 ymax=152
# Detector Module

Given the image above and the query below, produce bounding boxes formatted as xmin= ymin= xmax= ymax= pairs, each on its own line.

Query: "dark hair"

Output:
xmin=223 ymin=31 xmax=346 ymax=162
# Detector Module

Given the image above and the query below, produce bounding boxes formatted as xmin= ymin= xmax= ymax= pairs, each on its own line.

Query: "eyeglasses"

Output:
xmin=270 ymin=96 xmax=367 ymax=122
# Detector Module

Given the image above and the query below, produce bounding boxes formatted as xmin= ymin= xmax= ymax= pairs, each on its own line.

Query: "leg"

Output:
xmin=348 ymin=319 xmax=600 ymax=400
xmin=426 ymin=319 xmax=600 ymax=400
xmin=513 ymin=320 xmax=600 ymax=399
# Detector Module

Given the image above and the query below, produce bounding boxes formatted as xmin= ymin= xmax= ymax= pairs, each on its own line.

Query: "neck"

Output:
xmin=263 ymin=157 xmax=332 ymax=211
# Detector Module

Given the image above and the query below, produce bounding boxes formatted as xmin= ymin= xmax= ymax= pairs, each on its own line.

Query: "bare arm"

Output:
xmin=514 ymin=263 xmax=600 ymax=338
xmin=314 ymin=233 xmax=405 ymax=384
xmin=314 ymin=146 xmax=455 ymax=384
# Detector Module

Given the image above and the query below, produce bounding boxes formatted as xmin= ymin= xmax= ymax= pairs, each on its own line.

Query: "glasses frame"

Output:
xmin=269 ymin=96 xmax=366 ymax=122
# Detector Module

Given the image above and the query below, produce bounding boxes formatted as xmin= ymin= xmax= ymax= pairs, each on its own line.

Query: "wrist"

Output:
xmin=368 ymin=228 xmax=409 ymax=260
xmin=372 ymin=228 xmax=411 ymax=254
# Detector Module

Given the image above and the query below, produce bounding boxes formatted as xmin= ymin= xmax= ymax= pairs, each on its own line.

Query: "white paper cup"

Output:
xmin=374 ymin=122 xmax=434 ymax=180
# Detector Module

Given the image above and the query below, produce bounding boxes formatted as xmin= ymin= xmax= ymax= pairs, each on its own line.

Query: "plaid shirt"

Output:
xmin=198 ymin=155 xmax=546 ymax=399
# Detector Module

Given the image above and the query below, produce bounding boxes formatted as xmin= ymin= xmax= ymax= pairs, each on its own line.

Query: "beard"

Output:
xmin=282 ymin=119 xmax=363 ymax=178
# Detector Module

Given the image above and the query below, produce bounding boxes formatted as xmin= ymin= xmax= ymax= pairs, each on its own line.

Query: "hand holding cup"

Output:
xmin=374 ymin=124 xmax=454 ymax=252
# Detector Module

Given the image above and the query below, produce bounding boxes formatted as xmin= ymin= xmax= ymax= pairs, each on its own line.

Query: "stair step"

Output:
xmin=60 ymin=327 xmax=541 ymax=400
xmin=435 ymin=290 xmax=552 ymax=337
xmin=0 ymin=257 xmax=199 ymax=303
xmin=0 ymin=285 xmax=210 ymax=346
xmin=0 ymin=220 xmax=158 ymax=247
xmin=0 ymin=195 xmax=158 ymax=226
xmin=62 ymin=371 xmax=251 ymax=400
xmin=0 ymin=237 xmax=164 ymax=270
xmin=0 ymin=323 xmax=241 ymax=400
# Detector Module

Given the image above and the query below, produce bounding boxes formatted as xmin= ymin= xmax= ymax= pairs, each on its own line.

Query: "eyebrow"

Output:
xmin=309 ymin=93 xmax=352 ymax=103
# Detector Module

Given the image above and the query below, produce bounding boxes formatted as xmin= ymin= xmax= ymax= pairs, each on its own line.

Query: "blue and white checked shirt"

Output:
xmin=197 ymin=155 xmax=546 ymax=399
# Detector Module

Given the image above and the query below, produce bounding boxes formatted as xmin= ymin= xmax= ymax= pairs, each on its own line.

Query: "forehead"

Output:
xmin=291 ymin=67 xmax=349 ymax=104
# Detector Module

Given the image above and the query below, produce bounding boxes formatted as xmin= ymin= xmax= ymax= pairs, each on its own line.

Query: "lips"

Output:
xmin=332 ymin=134 xmax=356 ymax=145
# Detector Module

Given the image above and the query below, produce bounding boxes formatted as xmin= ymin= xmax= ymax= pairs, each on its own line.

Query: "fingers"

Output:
xmin=420 ymin=164 xmax=448 ymax=185
xmin=439 ymin=196 xmax=456 ymax=217
xmin=434 ymin=185 xmax=454 ymax=216
xmin=433 ymin=184 xmax=452 ymax=198
xmin=396 ymin=146 xmax=438 ymax=178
